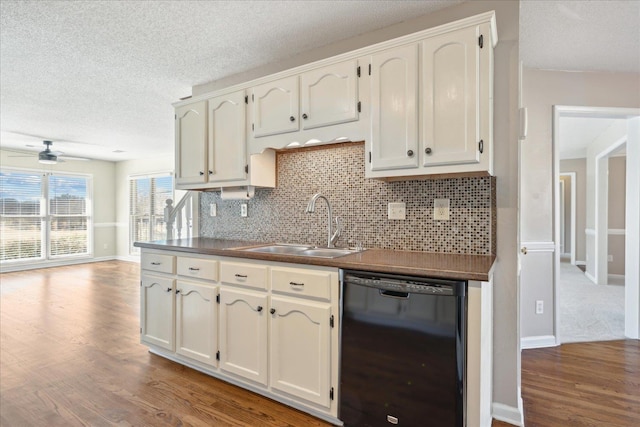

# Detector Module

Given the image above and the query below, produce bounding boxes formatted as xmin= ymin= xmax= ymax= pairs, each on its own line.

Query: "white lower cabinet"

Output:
xmin=140 ymin=250 xmax=340 ymax=423
xmin=175 ymin=280 xmax=218 ymax=366
xmin=140 ymin=273 xmax=175 ymax=351
xmin=219 ymin=287 xmax=268 ymax=385
xmin=270 ymin=296 xmax=332 ymax=408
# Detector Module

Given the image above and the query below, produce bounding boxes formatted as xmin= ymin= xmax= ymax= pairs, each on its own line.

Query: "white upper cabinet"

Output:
xmin=369 ymin=44 xmax=419 ymax=171
xmin=300 ymin=60 xmax=359 ymax=130
xmin=208 ymin=91 xmax=247 ymax=183
xmin=252 ymin=76 xmax=299 ymax=138
xmin=365 ymin=16 xmax=495 ymax=179
xmin=422 ymin=24 xmax=481 ymax=167
xmin=175 ymin=101 xmax=207 ymax=186
xmin=174 ymin=92 xmax=275 ymax=191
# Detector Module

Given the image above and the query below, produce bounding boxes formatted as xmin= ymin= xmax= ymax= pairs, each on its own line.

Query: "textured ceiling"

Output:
xmin=1 ymin=0 xmax=639 ymax=162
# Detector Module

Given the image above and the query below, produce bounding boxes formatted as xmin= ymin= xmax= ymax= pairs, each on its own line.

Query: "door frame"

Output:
xmin=559 ymin=172 xmax=576 ymax=264
xmin=553 ymin=106 xmax=640 ymax=341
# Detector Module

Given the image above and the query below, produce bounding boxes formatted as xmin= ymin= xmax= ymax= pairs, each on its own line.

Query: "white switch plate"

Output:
xmin=240 ymin=203 xmax=248 ymax=217
xmin=388 ymin=202 xmax=406 ymax=220
xmin=433 ymin=199 xmax=450 ymax=220
xmin=210 ymin=203 xmax=217 ymax=217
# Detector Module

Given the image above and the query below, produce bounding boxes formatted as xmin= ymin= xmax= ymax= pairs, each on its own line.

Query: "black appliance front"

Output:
xmin=339 ymin=270 xmax=467 ymax=427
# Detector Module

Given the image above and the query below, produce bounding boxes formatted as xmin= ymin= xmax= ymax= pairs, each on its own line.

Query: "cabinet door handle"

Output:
xmin=289 ymin=116 xmax=295 ymax=122
xmin=176 ymin=289 xmax=181 ymax=294
xmin=166 ymin=287 xmax=172 ymax=293
xmin=302 ymin=113 xmax=308 ymax=119
xmin=407 ymin=150 xmax=414 ymax=157
xmin=151 ymin=262 xmax=161 ymax=265
xmin=289 ymin=281 xmax=304 ymax=287
xmin=235 ymin=274 xmax=247 ymax=279
xmin=256 ymin=306 xmax=263 ymax=312
xmin=425 ymin=147 xmax=432 ymax=155
xmin=208 ymin=170 xmax=213 ymax=175
xmin=270 ymin=308 xmax=276 ymax=315
xmin=188 ymin=267 xmax=200 ymax=271
xmin=199 ymin=171 xmax=204 ymax=176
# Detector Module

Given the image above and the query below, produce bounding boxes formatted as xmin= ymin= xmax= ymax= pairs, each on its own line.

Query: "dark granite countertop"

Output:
xmin=134 ymin=238 xmax=495 ymax=282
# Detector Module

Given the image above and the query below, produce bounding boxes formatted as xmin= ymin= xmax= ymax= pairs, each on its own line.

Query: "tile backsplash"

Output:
xmin=200 ymin=142 xmax=496 ymax=255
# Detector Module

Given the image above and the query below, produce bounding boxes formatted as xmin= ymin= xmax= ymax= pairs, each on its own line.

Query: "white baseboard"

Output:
xmin=521 ymin=335 xmax=558 ymax=349
xmin=585 ymin=270 xmax=597 ymax=284
xmin=0 ymin=256 xmax=117 ymax=273
xmin=575 ymin=260 xmax=586 ymax=266
xmin=116 ymin=255 xmax=140 ymax=263
xmin=492 ymin=402 xmax=524 ymax=426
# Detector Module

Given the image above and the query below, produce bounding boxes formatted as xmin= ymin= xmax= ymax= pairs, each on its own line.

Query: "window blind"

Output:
xmin=0 ymin=171 xmax=44 ymax=261
xmin=129 ymin=173 xmax=173 ymax=254
xmin=0 ymin=170 xmax=91 ymax=263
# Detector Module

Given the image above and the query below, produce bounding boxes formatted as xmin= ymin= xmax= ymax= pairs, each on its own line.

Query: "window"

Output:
xmin=0 ymin=170 xmax=92 ymax=263
xmin=129 ymin=174 xmax=173 ymax=254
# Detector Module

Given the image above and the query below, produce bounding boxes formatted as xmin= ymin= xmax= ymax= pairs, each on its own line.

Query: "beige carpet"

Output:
xmin=558 ymin=261 xmax=625 ymax=343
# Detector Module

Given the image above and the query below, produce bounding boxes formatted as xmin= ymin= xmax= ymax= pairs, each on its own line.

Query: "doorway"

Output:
xmin=553 ymin=106 xmax=640 ymax=343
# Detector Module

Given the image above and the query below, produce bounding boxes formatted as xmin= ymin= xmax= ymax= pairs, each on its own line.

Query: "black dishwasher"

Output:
xmin=339 ymin=270 xmax=467 ymax=427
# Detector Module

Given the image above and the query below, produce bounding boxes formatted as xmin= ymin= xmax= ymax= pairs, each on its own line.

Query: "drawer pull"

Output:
xmin=188 ymin=267 xmax=200 ymax=271
xmin=151 ymin=262 xmax=161 ymax=265
xmin=289 ymin=281 xmax=305 ymax=287
xmin=235 ymin=274 xmax=247 ymax=279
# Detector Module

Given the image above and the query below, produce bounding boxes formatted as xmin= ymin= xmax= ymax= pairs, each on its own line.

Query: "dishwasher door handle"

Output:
xmin=379 ymin=289 xmax=410 ymax=299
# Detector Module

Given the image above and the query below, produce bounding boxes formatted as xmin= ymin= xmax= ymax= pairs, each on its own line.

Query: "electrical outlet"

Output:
xmin=387 ymin=202 xmax=406 ymax=220
xmin=536 ymin=300 xmax=544 ymax=314
xmin=240 ymin=203 xmax=248 ymax=217
xmin=433 ymin=199 xmax=450 ymax=220
xmin=210 ymin=203 xmax=217 ymax=217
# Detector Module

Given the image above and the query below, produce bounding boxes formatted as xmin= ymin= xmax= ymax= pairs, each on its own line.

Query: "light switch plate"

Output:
xmin=433 ymin=199 xmax=450 ymax=220
xmin=388 ymin=202 xmax=406 ymax=220
xmin=240 ymin=203 xmax=248 ymax=217
xmin=210 ymin=203 xmax=217 ymax=217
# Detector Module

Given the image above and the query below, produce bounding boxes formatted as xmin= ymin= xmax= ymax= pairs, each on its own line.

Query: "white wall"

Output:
xmin=114 ymin=154 xmax=174 ymax=260
xmin=193 ymin=0 xmax=522 ymax=421
xmin=560 ymin=158 xmax=587 ymax=261
xmin=0 ymin=148 xmax=117 ymax=264
xmin=520 ymin=69 xmax=640 ymax=342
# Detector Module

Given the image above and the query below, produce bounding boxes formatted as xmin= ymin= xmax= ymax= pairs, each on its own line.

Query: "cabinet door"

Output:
xmin=208 ymin=91 xmax=247 ymax=183
xmin=370 ymin=44 xmax=419 ymax=171
xmin=140 ymin=274 xmax=175 ymax=351
xmin=175 ymin=281 xmax=218 ymax=366
xmin=175 ymin=101 xmax=208 ymax=185
xmin=219 ymin=288 xmax=268 ymax=385
xmin=252 ymin=76 xmax=299 ymax=138
xmin=270 ymin=296 xmax=332 ymax=408
xmin=300 ymin=60 xmax=358 ymax=130
xmin=422 ymin=25 xmax=481 ymax=167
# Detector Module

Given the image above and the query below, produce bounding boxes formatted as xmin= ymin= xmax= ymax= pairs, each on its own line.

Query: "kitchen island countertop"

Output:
xmin=134 ymin=238 xmax=495 ymax=282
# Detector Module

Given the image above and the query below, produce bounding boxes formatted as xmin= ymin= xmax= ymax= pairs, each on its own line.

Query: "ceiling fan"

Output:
xmin=8 ymin=140 xmax=91 ymax=164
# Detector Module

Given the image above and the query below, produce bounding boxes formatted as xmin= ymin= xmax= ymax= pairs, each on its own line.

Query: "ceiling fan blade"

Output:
xmin=58 ymin=156 xmax=91 ymax=161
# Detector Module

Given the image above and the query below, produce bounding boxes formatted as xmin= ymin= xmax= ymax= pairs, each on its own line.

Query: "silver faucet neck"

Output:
xmin=305 ymin=193 xmax=339 ymax=248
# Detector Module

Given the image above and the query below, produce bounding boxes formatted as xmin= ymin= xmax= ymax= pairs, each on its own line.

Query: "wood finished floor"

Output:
xmin=1 ymin=261 xmax=638 ymax=426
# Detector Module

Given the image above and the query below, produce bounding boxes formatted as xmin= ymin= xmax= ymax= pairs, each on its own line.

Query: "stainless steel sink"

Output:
xmin=235 ymin=244 xmax=364 ymax=258
xmin=240 ymin=244 xmax=313 ymax=255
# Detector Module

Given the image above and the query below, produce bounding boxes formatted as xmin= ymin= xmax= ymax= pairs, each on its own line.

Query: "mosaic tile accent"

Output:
xmin=200 ymin=143 xmax=496 ymax=255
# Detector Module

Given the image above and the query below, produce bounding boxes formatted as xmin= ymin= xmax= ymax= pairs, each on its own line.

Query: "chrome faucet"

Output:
xmin=305 ymin=193 xmax=342 ymax=248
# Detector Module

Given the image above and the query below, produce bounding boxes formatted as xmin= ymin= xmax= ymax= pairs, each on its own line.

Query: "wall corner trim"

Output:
xmin=492 ymin=401 xmax=524 ymax=427
xmin=521 ymin=335 xmax=558 ymax=349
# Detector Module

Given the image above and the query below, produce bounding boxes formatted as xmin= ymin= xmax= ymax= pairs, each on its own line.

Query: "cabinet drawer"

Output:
xmin=141 ymin=253 xmax=175 ymax=274
xmin=271 ymin=267 xmax=332 ymax=301
xmin=177 ymin=257 xmax=218 ymax=281
xmin=220 ymin=261 xmax=268 ymax=290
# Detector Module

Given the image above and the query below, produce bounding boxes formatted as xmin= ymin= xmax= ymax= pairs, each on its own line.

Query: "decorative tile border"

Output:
xmin=200 ymin=143 xmax=496 ymax=255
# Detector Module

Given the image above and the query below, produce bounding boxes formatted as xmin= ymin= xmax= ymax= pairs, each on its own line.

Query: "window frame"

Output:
xmin=128 ymin=172 xmax=174 ymax=255
xmin=0 ymin=167 xmax=93 ymax=264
